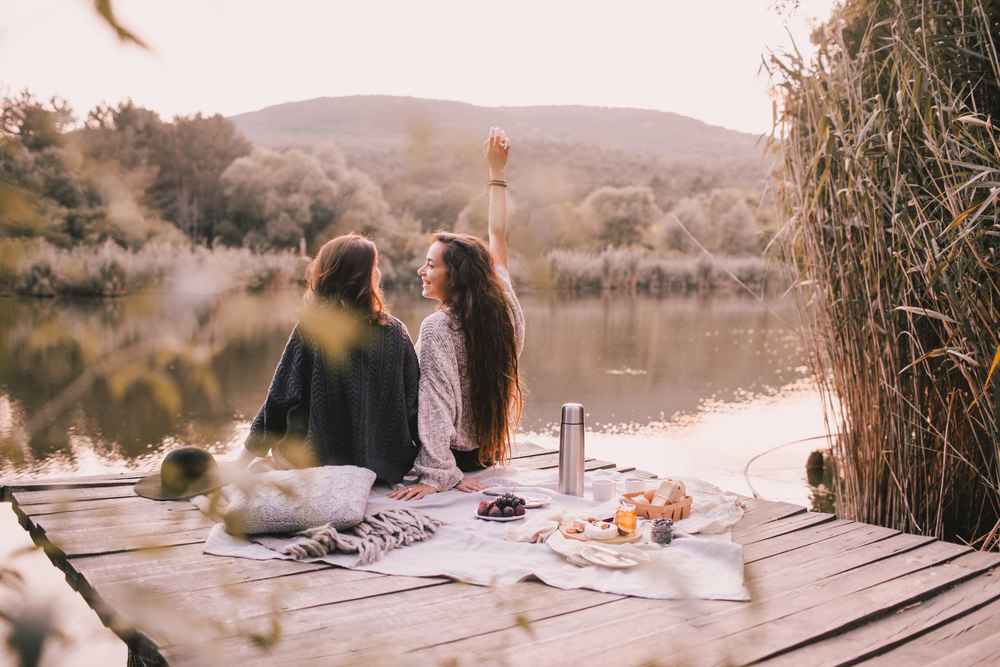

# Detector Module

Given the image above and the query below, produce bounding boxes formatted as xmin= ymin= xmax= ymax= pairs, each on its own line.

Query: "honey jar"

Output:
xmin=615 ymin=501 xmax=637 ymax=533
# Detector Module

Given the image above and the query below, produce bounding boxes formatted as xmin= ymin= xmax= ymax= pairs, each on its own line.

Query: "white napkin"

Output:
xmin=504 ymin=510 xmax=564 ymax=543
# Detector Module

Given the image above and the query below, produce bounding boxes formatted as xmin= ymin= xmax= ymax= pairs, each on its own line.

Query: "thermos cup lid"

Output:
xmin=561 ymin=403 xmax=585 ymax=425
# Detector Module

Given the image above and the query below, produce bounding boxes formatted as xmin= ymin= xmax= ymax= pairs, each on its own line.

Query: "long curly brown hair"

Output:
xmin=435 ymin=232 xmax=523 ymax=467
xmin=304 ymin=233 xmax=389 ymax=324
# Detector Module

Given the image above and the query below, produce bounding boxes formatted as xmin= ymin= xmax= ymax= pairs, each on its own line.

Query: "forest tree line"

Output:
xmin=0 ymin=91 xmax=773 ymax=289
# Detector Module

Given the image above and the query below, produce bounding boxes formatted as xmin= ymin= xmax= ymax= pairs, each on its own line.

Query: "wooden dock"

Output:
xmin=5 ymin=445 xmax=1000 ymax=666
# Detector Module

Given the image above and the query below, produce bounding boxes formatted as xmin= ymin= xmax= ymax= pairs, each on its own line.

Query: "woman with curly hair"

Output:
xmin=390 ymin=127 xmax=524 ymax=500
xmin=233 ymin=233 xmax=420 ymax=484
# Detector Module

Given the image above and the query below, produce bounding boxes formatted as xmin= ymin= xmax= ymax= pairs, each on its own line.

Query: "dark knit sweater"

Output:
xmin=245 ymin=312 xmax=420 ymax=484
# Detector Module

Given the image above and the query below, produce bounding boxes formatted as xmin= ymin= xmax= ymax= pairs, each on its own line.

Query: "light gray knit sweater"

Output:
xmin=413 ymin=267 xmax=524 ymax=491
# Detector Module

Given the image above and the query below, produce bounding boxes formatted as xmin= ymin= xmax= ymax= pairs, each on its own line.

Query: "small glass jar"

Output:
xmin=651 ymin=518 xmax=674 ymax=545
xmin=615 ymin=501 xmax=637 ymax=533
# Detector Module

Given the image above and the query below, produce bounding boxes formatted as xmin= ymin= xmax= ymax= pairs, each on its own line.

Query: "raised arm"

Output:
xmin=484 ymin=127 xmax=511 ymax=269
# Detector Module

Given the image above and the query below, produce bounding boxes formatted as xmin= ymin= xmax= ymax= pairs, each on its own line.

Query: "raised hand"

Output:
xmin=484 ymin=126 xmax=510 ymax=177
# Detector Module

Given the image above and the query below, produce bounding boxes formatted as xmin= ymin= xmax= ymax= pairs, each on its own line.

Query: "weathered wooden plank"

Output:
xmin=739 ymin=496 xmax=775 ymax=513
xmin=854 ymin=581 xmax=1000 ymax=666
xmin=923 ymin=638 xmax=1000 ymax=667
xmin=404 ymin=592 xmax=724 ymax=667
xmin=650 ymin=548 xmax=994 ymax=667
xmin=510 ymin=444 xmax=558 ymax=458
xmin=70 ymin=541 xmax=331 ymax=590
xmin=700 ymin=550 xmax=1000 ymax=666
xmin=20 ymin=494 xmax=186 ymax=517
xmin=0 ymin=472 xmax=145 ymax=500
xmin=12 ymin=484 xmax=140 ymax=505
xmin=735 ymin=511 xmax=836 ymax=545
xmin=608 ymin=467 xmax=659 ymax=478
xmin=759 ymin=570 xmax=1000 ymax=667
xmin=18 ymin=497 xmax=202 ymax=530
xmin=509 ymin=453 xmax=616 ymax=471
xmin=732 ymin=500 xmax=808 ymax=537
xmin=746 ymin=532 xmax=937 ymax=596
xmin=922 ymin=631 xmax=1000 ymax=667
xmin=20 ymin=508 xmax=217 ymax=558
xmin=162 ymin=579 xmax=624 ymax=666
xmin=97 ymin=567 xmax=450 ymax=652
xmin=742 ymin=519 xmax=886 ymax=563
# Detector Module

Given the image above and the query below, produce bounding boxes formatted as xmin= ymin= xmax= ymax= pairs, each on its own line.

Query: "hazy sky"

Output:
xmin=0 ymin=0 xmax=836 ymax=135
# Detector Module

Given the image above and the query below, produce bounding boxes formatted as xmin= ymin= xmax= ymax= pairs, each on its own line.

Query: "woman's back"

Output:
xmin=246 ymin=312 xmax=419 ymax=484
xmin=295 ymin=313 xmax=419 ymax=480
xmin=237 ymin=233 xmax=420 ymax=484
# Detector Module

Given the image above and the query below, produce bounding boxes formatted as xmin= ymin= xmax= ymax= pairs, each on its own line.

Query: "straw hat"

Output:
xmin=134 ymin=446 xmax=223 ymax=500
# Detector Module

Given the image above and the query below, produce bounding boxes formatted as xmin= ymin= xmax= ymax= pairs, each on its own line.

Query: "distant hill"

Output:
xmin=229 ymin=96 xmax=772 ymax=229
xmin=230 ymin=95 xmax=762 ymax=163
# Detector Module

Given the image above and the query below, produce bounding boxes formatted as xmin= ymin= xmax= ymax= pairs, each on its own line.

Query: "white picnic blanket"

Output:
xmin=200 ymin=468 xmax=749 ymax=601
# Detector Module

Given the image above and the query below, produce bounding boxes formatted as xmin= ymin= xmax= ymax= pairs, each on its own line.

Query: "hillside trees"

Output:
xmin=86 ymin=101 xmax=252 ymax=243
xmin=663 ymin=189 xmax=757 ymax=254
xmin=582 ymin=186 xmax=664 ymax=248
xmin=0 ymin=93 xmax=183 ymax=247
xmin=0 ymin=94 xmax=257 ymax=248
xmin=218 ymin=144 xmax=424 ymax=280
xmin=220 ymin=144 xmax=393 ymax=248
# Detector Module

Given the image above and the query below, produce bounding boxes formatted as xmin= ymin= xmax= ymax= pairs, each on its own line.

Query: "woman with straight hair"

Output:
xmin=233 ymin=233 xmax=420 ymax=484
xmin=389 ymin=127 xmax=524 ymax=500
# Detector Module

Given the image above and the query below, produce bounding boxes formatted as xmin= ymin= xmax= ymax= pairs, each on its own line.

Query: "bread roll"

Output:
xmin=652 ymin=479 xmax=686 ymax=505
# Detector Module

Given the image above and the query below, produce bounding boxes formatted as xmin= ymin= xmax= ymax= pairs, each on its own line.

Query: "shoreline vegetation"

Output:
xmin=0 ymin=92 xmax=778 ymax=299
xmin=0 ymin=239 xmax=776 ymax=297
xmin=771 ymin=0 xmax=1000 ymax=547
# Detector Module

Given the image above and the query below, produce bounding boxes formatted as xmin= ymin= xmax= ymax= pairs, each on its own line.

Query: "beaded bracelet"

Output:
xmin=488 ymin=180 xmax=507 ymax=188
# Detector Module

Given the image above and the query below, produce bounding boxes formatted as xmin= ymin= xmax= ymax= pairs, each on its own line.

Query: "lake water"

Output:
xmin=0 ymin=288 xmax=830 ymax=508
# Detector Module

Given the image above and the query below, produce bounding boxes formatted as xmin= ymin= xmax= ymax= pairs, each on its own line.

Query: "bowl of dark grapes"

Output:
xmin=476 ymin=493 xmax=528 ymax=521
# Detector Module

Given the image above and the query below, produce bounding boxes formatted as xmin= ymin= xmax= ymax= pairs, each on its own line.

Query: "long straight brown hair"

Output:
xmin=304 ymin=233 xmax=389 ymax=324
xmin=435 ymin=231 xmax=523 ymax=467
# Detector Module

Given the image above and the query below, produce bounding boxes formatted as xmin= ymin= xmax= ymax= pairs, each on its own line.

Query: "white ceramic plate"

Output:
xmin=580 ymin=544 xmax=650 ymax=569
xmin=518 ymin=493 xmax=551 ymax=508
xmin=475 ymin=512 xmax=527 ymax=522
xmin=482 ymin=490 xmax=551 ymax=508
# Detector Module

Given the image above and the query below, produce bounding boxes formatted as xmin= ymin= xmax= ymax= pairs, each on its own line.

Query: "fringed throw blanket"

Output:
xmin=252 ymin=508 xmax=446 ymax=565
xmin=192 ymin=485 xmax=445 ymax=566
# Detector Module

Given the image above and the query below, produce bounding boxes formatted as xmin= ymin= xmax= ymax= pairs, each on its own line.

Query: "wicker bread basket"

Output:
xmin=621 ymin=491 xmax=692 ymax=521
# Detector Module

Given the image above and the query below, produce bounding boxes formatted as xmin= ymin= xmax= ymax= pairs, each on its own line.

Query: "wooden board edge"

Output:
xmin=1 ymin=473 xmax=146 ymax=501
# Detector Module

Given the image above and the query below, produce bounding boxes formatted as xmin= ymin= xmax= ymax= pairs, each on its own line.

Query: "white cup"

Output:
xmin=624 ymin=477 xmax=646 ymax=495
xmin=592 ymin=478 xmax=616 ymax=502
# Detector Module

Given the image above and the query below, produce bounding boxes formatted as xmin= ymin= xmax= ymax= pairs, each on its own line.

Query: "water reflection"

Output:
xmin=0 ymin=292 xmax=300 ymax=476
xmin=391 ymin=289 xmax=810 ymax=429
xmin=0 ymin=289 xmax=819 ymax=493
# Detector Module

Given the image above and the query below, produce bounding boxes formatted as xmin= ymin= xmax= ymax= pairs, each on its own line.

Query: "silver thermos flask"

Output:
xmin=559 ymin=403 xmax=585 ymax=496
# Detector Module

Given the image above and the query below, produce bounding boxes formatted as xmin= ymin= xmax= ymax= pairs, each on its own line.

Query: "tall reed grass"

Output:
xmin=772 ymin=0 xmax=1000 ymax=545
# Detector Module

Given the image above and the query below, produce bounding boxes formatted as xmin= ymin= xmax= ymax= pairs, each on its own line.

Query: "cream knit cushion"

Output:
xmin=224 ymin=465 xmax=376 ymax=535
